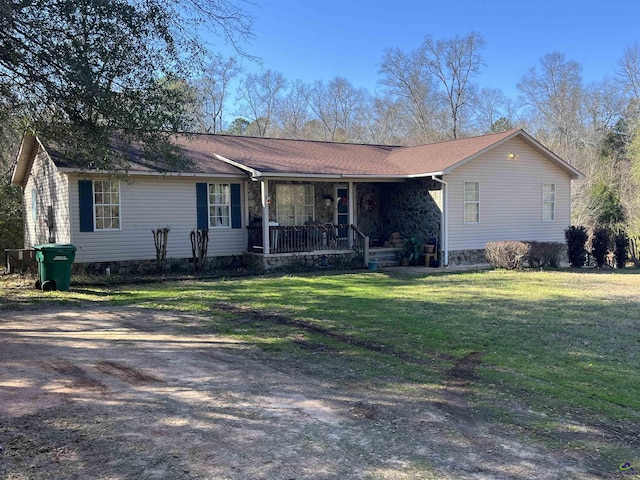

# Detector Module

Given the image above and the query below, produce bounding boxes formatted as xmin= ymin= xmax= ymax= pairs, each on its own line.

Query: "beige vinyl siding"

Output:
xmin=23 ymin=149 xmax=70 ymax=247
xmin=447 ymin=137 xmax=572 ymax=251
xmin=69 ymin=175 xmax=246 ymax=263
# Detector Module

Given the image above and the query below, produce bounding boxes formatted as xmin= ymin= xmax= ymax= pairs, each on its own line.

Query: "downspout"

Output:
xmin=261 ymin=179 xmax=270 ymax=254
xmin=431 ymin=175 xmax=449 ymax=267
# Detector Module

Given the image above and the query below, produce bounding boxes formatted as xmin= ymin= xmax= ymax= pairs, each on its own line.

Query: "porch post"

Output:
xmin=431 ymin=175 xmax=449 ymax=267
xmin=348 ymin=181 xmax=354 ymax=248
xmin=261 ymin=179 xmax=270 ymax=255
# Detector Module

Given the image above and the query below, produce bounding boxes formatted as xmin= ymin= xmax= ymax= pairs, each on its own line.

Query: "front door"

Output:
xmin=335 ymin=186 xmax=349 ymax=225
xmin=334 ymin=185 xmax=349 ymax=245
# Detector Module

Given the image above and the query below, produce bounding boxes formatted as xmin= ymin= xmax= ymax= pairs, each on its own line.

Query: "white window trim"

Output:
xmin=208 ymin=183 xmax=231 ymax=229
xmin=275 ymin=184 xmax=315 ymax=226
xmin=542 ymin=183 xmax=556 ymax=222
xmin=93 ymin=180 xmax=121 ymax=232
xmin=464 ymin=181 xmax=480 ymax=224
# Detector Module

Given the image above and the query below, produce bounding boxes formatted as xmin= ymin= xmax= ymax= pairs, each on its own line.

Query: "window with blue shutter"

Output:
xmin=78 ymin=180 xmax=94 ymax=232
xmin=197 ymin=182 xmax=242 ymax=229
xmin=196 ymin=183 xmax=209 ymax=230
xmin=230 ymin=184 xmax=241 ymax=229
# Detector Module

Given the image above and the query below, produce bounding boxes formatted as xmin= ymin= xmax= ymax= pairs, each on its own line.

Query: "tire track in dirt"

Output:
xmin=94 ymin=361 xmax=164 ymax=385
xmin=437 ymin=351 xmax=504 ymax=457
xmin=44 ymin=360 xmax=107 ymax=392
xmin=441 ymin=351 xmax=484 ymax=412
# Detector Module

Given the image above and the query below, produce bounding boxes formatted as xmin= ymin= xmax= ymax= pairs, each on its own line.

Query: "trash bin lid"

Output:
xmin=33 ymin=243 xmax=77 ymax=252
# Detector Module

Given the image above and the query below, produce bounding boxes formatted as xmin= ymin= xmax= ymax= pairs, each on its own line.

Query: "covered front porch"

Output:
xmin=247 ymin=222 xmax=367 ymax=254
xmin=244 ymin=176 xmax=445 ymax=268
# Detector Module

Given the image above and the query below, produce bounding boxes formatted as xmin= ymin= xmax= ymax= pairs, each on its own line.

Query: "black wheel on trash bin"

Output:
xmin=41 ymin=280 xmax=56 ymax=291
xmin=34 ymin=279 xmax=42 ymax=289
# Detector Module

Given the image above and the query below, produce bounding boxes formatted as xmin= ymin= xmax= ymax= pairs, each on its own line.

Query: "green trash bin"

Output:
xmin=33 ymin=244 xmax=77 ymax=291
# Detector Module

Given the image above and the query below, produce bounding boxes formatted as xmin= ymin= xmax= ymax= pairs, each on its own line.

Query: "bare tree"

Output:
xmin=618 ymin=43 xmax=640 ymax=234
xmin=308 ymin=77 xmax=370 ymax=142
xmin=236 ymin=69 xmax=287 ymax=137
xmin=618 ymin=42 xmax=640 ymax=106
xmin=379 ymin=47 xmax=443 ymax=143
xmin=471 ymin=87 xmax=518 ymax=133
xmin=273 ymin=79 xmax=312 ymax=139
xmin=517 ymin=52 xmax=584 ymax=153
xmin=420 ymin=32 xmax=485 ymax=139
xmin=582 ymin=79 xmax=626 ymax=138
xmin=366 ymin=96 xmax=409 ymax=145
xmin=193 ymin=55 xmax=242 ymax=133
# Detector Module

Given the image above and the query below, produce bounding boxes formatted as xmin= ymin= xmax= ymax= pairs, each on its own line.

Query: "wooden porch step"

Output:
xmin=369 ymin=247 xmax=401 ymax=267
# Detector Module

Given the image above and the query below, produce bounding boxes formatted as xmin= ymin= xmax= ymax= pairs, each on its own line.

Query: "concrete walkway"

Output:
xmin=378 ymin=263 xmax=492 ymax=275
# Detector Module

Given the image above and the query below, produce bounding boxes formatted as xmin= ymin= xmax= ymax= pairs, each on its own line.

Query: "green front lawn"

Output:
xmin=2 ymin=268 xmax=639 ymax=461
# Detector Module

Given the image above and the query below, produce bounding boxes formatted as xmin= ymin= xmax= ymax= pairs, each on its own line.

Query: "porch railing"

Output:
xmin=247 ymin=223 xmax=368 ymax=259
xmin=350 ymin=224 xmax=369 ymax=267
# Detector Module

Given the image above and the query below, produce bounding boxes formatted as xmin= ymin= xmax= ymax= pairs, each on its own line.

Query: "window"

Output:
xmin=464 ymin=182 xmax=479 ymax=223
xmin=276 ymin=184 xmax=314 ymax=226
xmin=208 ymin=183 xmax=231 ymax=227
xmin=543 ymin=183 xmax=555 ymax=221
xmin=94 ymin=180 xmax=120 ymax=230
xmin=32 ymin=189 xmax=37 ymax=221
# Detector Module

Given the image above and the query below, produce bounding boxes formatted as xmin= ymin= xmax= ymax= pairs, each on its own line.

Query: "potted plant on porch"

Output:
xmin=401 ymin=236 xmax=422 ymax=266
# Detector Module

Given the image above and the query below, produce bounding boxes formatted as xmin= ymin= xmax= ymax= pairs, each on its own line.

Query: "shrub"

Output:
xmin=485 ymin=241 xmax=530 ymax=270
xmin=590 ymin=227 xmax=611 ymax=268
xmin=614 ymin=231 xmax=629 ymax=269
xmin=528 ymin=241 xmax=564 ymax=268
xmin=588 ymin=181 xmax=626 ymax=229
xmin=564 ymin=226 xmax=588 ymax=268
xmin=629 ymin=236 xmax=640 ymax=267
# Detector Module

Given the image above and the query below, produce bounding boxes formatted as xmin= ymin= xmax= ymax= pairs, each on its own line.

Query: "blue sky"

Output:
xmin=213 ymin=0 xmax=640 ymax=99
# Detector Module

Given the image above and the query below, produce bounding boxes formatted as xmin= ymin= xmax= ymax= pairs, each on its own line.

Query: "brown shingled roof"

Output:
xmin=36 ymin=128 xmax=582 ymax=180
xmin=170 ymin=134 xmax=402 ymax=176
xmin=172 ymin=129 xmax=525 ymax=177
xmin=387 ymin=129 xmax=520 ymax=175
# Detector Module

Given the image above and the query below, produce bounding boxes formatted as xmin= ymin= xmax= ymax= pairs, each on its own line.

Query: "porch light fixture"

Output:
xmin=323 ymin=195 xmax=333 ymax=207
xmin=507 ymin=152 xmax=519 ymax=159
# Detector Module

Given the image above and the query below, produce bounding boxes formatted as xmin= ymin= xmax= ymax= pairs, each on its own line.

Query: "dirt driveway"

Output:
xmin=0 ymin=306 xmax=608 ymax=479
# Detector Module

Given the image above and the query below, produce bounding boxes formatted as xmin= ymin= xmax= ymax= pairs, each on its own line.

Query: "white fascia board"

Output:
xmin=405 ymin=171 xmax=445 ymax=178
xmin=11 ymin=133 xmax=39 ymax=186
xmin=261 ymin=173 xmax=409 ymax=182
xmin=259 ymin=172 xmax=345 ymax=179
xmin=57 ymin=167 xmax=246 ymax=179
xmin=212 ymin=153 xmax=262 ymax=178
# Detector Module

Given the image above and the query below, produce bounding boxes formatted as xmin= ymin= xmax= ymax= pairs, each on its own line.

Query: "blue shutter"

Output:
xmin=230 ymin=183 xmax=242 ymax=229
xmin=78 ymin=180 xmax=94 ymax=232
xmin=196 ymin=183 xmax=209 ymax=229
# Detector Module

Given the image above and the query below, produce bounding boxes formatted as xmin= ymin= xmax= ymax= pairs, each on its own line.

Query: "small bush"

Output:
xmin=528 ymin=241 xmax=564 ymax=268
xmin=591 ymin=227 xmax=611 ymax=268
xmin=485 ymin=241 xmax=530 ymax=270
xmin=629 ymin=236 xmax=640 ymax=267
xmin=614 ymin=231 xmax=629 ymax=269
xmin=565 ymin=226 xmax=588 ymax=268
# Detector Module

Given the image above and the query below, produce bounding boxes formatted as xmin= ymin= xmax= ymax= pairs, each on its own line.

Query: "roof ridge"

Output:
xmin=174 ymin=131 xmax=404 ymax=148
xmin=399 ymin=128 xmax=521 ymax=148
xmin=174 ymin=128 xmax=521 ymax=149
